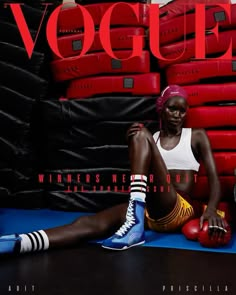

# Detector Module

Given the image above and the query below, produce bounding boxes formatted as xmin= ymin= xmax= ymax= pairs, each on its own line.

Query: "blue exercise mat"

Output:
xmin=0 ymin=208 xmax=235 ymax=254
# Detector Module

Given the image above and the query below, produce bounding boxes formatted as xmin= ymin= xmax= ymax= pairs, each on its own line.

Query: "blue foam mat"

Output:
xmin=0 ymin=208 xmax=235 ymax=254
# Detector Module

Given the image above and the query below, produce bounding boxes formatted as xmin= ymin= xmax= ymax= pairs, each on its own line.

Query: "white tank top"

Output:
xmin=153 ymin=128 xmax=200 ymax=171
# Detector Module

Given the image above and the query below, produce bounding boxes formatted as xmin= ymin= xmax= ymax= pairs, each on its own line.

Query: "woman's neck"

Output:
xmin=161 ymin=126 xmax=182 ymax=137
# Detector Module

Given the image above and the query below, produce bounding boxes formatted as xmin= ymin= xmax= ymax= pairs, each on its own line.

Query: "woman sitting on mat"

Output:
xmin=0 ymin=85 xmax=227 ymax=254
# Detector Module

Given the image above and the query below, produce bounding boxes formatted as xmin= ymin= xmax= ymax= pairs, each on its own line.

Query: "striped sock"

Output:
xmin=130 ymin=174 xmax=147 ymax=203
xmin=19 ymin=230 xmax=49 ymax=253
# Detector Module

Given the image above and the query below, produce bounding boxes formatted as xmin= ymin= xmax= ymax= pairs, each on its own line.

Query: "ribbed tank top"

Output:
xmin=153 ymin=128 xmax=200 ymax=171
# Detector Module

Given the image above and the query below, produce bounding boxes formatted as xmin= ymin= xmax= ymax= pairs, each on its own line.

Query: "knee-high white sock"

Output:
xmin=130 ymin=174 xmax=147 ymax=203
xmin=19 ymin=230 xmax=49 ymax=253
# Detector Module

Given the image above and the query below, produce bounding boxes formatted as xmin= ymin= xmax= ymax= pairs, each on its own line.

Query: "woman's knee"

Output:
xmin=71 ymin=215 xmax=101 ymax=232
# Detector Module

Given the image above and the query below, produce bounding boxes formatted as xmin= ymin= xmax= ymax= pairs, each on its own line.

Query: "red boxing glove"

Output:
xmin=198 ymin=220 xmax=231 ymax=248
xmin=182 ymin=218 xmax=200 ymax=241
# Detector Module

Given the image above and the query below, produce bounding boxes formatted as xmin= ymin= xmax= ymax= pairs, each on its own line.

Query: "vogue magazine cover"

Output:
xmin=0 ymin=0 xmax=236 ymax=294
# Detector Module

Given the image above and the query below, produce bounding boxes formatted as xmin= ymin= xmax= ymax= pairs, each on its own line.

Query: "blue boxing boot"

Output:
xmin=102 ymin=199 xmax=145 ymax=250
xmin=0 ymin=234 xmax=21 ymax=254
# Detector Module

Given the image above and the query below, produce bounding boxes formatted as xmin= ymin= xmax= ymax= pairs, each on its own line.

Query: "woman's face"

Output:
xmin=161 ymin=96 xmax=188 ymax=128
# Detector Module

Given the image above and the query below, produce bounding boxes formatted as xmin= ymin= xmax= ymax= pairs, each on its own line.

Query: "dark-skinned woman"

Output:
xmin=0 ymin=85 xmax=227 ymax=254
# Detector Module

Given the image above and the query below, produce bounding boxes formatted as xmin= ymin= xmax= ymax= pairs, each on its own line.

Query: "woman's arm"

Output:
xmin=192 ymin=129 xmax=227 ymax=232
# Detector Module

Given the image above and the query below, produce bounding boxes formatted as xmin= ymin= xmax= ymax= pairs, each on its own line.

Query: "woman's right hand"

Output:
xmin=126 ymin=123 xmax=144 ymax=141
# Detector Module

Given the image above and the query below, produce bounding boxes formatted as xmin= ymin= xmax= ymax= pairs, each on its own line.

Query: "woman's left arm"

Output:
xmin=193 ymin=129 xmax=227 ymax=233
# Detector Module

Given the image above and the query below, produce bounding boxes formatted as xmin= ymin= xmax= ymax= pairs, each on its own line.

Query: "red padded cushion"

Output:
xmin=159 ymin=0 xmax=230 ymax=21
xmin=206 ymin=130 xmax=236 ymax=150
xmin=52 ymin=27 xmax=145 ymax=60
xmin=183 ymin=83 xmax=236 ymax=106
xmin=160 ymin=0 xmax=231 ymax=20
xmin=185 ymin=106 xmax=236 ymax=128
xmin=58 ymin=3 xmax=149 ymax=32
xmin=160 ymin=4 xmax=236 ymax=45
xmin=51 ymin=50 xmax=150 ymax=81
xmin=166 ymin=59 xmax=236 ymax=85
xmin=159 ymin=30 xmax=235 ymax=68
xmin=67 ymin=73 xmax=160 ymax=98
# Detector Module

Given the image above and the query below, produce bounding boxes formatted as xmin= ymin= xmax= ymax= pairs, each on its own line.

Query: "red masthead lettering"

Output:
xmin=100 ymin=2 xmax=144 ymax=60
xmin=7 ymin=3 xmax=50 ymax=58
xmin=149 ymin=4 xmax=187 ymax=61
xmin=195 ymin=4 xmax=206 ymax=59
xmin=47 ymin=3 xmax=95 ymax=59
xmin=195 ymin=4 xmax=232 ymax=59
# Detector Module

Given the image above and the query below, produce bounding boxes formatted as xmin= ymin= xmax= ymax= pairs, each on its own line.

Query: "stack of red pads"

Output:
xmin=159 ymin=0 xmax=236 ymax=247
xmin=51 ymin=1 xmax=160 ymax=98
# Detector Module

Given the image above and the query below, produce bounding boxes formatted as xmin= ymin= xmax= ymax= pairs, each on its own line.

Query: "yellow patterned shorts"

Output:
xmin=145 ymin=193 xmax=195 ymax=232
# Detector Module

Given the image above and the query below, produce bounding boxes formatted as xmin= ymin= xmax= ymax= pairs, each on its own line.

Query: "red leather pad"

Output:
xmin=51 ymin=51 xmax=150 ymax=81
xmin=160 ymin=4 xmax=236 ymax=45
xmin=159 ymin=0 xmax=230 ymax=22
xmin=58 ymin=3 xmax=149 ymax=32
xmin=66 ymin=73 xmax=160 ymax=98
xmin=183 ymin=83 xmax=236 ymax=106
xmin=206 ymin=130 xmax=236 ymax=150
xmin=166 ymin=59 xmax=236 ymax=85
xmin=185 ymin=106 xmax=236 ymax=128
xmin=53 ymin=27 xmax=145 ymax=59
xmin=199 ymin=152 xmax=236 ymax=175
xmin=159 ymin=30 xmax=236 ymax=68
xmin=192 ymin=176 xmax=235 ymax=200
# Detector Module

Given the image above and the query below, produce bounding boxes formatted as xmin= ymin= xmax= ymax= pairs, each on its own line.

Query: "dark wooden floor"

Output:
xmin=0 ymin=244 xmax=235 ymax=295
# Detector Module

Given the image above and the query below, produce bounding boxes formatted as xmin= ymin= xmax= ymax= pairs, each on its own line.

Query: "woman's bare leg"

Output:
xmin=102 ymin=128 xmax=178 ymax=250
xmin=47 ymin=203 xmax=128 ymax=248
xmin=0 ymin=129 xmax=178 ymax=254
xmin=0 ymin=203 xmax=128 ymax=254
xmin=128 ymin=128 xmax=177 ymax=218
